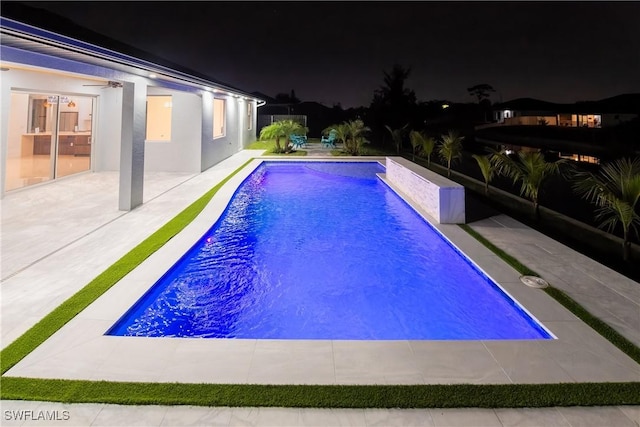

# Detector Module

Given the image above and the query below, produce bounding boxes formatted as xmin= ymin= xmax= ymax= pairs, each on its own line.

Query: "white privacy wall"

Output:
xmin=386 ymin=157 xmax=465 ymax=224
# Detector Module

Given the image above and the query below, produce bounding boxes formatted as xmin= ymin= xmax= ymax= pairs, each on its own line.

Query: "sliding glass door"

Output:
xmin=55 ymin=95 xmax=93 ymax=178
xmin=4 ymin=92 xmax=94 ymax=192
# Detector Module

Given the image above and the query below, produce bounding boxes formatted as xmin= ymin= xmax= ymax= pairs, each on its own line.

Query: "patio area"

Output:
xmin=1 ymin=150 xmax=638 ymax=426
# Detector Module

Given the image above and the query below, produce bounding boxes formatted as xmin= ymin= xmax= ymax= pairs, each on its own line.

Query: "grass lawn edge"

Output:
xmin=2 ymin=378 xmax=639 ymax=408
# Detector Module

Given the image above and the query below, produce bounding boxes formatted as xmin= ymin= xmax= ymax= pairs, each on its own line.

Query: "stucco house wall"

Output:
xmin=144 ymin=87 xmax=202 ymax=173
xmin=1 ymin=18 xmax=262 ymax=209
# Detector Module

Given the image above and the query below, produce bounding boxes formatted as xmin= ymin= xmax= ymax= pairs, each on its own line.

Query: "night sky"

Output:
xmin=12 ymin=1 xmax=640 ymax=107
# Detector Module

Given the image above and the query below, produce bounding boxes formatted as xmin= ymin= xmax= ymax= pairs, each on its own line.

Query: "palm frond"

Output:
xmin=491 ymin=150 xmax=564 ymax=211
xmin=573 ymin=157 xmax=640 ymax=258
xmin=472 ymin=154 xmax=494 ymax=192
xmin=409 ymin=130 xmax=423 ymax=150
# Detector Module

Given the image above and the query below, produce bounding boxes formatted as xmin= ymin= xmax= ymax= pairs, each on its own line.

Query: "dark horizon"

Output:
xmin=5 ymin=1 xmax=640 ymax=108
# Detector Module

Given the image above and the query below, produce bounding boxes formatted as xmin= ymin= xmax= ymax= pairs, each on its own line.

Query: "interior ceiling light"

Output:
xmin=149 ymin=73 xmax=157 ymax=78
xmin=43 ymin=96 xmax=57 ymax=108
xmin=68 ymin=100 xmax=76 ymax=107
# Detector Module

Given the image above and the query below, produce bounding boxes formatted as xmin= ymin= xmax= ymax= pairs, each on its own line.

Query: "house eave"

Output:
xmin=0 ymin=17 xmax=265 ymax=104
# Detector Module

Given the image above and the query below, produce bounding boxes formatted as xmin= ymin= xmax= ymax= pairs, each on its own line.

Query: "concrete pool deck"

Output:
xmin=1 ymin=149 xmax=639 ymax=425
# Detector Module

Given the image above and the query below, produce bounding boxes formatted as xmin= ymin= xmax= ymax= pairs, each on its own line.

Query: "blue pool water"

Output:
xmin=107 ymin=161 xmax=551 ymax=340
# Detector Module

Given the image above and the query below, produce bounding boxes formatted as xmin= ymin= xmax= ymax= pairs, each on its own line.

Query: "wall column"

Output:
xmin=118 ymin=80 xmax=146 ymax=211
xmin=200 ymin=91 xmax=213 ymax=172
xmin=0 ymin=80 xmax=11 ymax=197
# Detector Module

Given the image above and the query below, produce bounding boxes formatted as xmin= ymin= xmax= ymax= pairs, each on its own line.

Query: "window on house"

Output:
xmin=247 ymin=103 xmax=253 ymax=131
xmin=213 ymin=98 xmax=225 ymax=138
xmin=146 ymin=96 xmax=172 ymax=141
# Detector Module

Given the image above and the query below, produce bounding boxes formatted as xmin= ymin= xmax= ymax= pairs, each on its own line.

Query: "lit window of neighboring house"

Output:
xmin=247 ymin=103 xmax=253 ymax=130
xmin=213 ymin=98 xmax=225 ymax=138
xmin=146 ymin=96 xmax=172 ymax=141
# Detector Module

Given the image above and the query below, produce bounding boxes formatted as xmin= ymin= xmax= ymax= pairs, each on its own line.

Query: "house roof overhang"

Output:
xmin=0 ymin=16 xmax=266 ymax=104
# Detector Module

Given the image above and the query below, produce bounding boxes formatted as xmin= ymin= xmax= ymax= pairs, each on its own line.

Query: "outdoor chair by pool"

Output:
xmin=290 ymin=134 xmax=307 ymax=149
xmin=321 ymin=129 xmax=337 ymax=148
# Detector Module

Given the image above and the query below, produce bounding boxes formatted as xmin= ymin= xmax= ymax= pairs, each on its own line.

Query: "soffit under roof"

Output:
xmin=0 ymin=17 xmax=264 ymax=101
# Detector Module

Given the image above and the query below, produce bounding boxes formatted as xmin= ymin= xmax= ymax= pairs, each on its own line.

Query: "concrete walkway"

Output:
xmin=302 ymin=141 xmax=338 ymax=156
xmin=1 ymin=150 xmax=639 ymax=426
xmin=468 ymin=215 xmax=640 ymax=348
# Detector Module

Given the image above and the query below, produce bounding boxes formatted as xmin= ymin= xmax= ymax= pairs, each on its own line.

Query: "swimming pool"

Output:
xmin=107 ymin=161 xmax=552 ymax=340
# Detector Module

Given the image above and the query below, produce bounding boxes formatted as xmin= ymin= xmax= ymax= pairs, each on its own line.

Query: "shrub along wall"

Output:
xmin=406 ymin=154 xmax=640 ymax=277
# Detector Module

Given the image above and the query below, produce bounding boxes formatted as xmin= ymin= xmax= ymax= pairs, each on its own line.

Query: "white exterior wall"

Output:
xmin=237 ymin=98 xmax=258 ymax=149
xmin=385 ymin=157 xmax=465 ymax=224
xmin=95 ymin=88 xmax=123 ymax=171
xmin=1 ymin=42 xmax=258 ymax=206
xmin=144 ymin=87 xmax=202 ymax=173
xmin=201 ymin=92 xmax=235 ymax=171
xmin=118 ymin=79 xmax=147 ymax=210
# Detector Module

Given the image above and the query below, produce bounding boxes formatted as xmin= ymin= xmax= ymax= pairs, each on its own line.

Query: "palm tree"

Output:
xmin=573 ymin=157 xmax=640 ymax=261
xmin=409 ymin=131 xmax=437 ymax=165
xmin=409 ymin=130 xmax=422 ymax=161
xmin=438 ymin=130 xmax=464 ymax=177
xmin=323 ymin=123 xmax=349 ymax=148
xmin=384 ymin=124 xmax=408 ymax=154
xmin=421 ymin=135 xmax=436 ymax=167
xmin=344 ymin=119 xmax=371 ymax=155
xmin=259 ymin=120 xmax=306 ymax=153
xmin=472 ymin=154 xmax=495 ymax=195
xmin=491 ymin=150 xmax=565 ymax=218
xmin=336 ymin=123 xmax=351 ymax=150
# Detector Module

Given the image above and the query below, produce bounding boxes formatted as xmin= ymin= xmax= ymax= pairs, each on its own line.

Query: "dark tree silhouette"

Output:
xmin=467 ymin=84 xmax=496 ymax=104
xmin=274 ymin=89 xmax=301 ymax=104
xmin=273 ymin=89 xmax=301 ymax=115
xmin=368 ymin=64 xmax=419 ymax=147
xmin=467 ymin=84 xmax=496 ymax=122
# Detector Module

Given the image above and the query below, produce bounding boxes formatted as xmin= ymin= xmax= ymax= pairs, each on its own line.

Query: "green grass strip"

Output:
xmin=0 ymin=158 xmax=255 ymax=375
xmin=2 ymin=378 xmax=639 ymax=408
xmin=459 ymin=224 xmax=640 ymax=365
xmin=459 ymin=224 xmax=539 ymax=276
xmin=544 ymin=286 xmax=640 ymax=364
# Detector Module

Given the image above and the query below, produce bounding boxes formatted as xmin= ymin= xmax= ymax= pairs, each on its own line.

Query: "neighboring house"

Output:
xmin=475 ymin=94 xmax=640 ymax=165
xmin=491 ymin=94 xmax=640 ymax=129
xmin=0 ymin=9 xmax=265 ymax=210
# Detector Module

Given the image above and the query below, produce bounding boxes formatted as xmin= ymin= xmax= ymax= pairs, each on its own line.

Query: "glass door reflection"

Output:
xmin=55 ymin=95 xmax=93 ymax=178
xmin=4 ymin=94 xmax=58 ymax=191
xmin=4 ymin=92 xmax=94 ymax=192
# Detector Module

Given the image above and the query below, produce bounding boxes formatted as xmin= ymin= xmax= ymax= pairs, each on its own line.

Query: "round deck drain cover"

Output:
xmin=520 ymin=275 xmax=549 ymax=288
